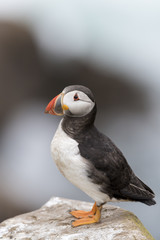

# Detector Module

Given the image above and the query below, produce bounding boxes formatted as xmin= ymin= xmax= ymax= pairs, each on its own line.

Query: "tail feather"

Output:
xmin=141 ymin=199 xmax=156 ymax=206
xmin=137 ymin=177 xmax=155 ymax=196
xmin=118 ymin=175 xmax=156 ymax=205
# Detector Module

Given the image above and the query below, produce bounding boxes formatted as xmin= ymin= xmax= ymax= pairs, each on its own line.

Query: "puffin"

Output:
xmin=45 ymin=85 xmax=156 ymax=227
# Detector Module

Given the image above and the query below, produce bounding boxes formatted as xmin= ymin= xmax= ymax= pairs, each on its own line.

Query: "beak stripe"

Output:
xmin=45 ymin=93 xmax=63 ymax=115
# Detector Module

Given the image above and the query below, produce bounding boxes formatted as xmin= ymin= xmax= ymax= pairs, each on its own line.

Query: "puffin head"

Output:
xmin=45 ymin=85 xmax=95 ymax=117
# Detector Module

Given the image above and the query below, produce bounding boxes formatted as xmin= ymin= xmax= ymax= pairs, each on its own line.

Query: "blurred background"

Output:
xmin=0 ymin=0 xmax=159 ymax=238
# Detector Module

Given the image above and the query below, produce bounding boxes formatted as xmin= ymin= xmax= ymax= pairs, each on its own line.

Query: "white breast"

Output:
xmin=51 ymin=120 xmax=110 ymax=205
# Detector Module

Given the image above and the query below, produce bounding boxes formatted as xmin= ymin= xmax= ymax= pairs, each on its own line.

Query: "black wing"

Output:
xmin=78 ymin=126 xmax=156 ymax=205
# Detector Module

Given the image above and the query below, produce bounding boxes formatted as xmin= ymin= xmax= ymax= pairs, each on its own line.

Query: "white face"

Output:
xmin=62 ymin=90 xmax=95 ymax=117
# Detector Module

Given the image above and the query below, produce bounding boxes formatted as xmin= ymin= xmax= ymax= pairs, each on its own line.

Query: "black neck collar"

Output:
xmin=61 ymin=105 xmax=97 ymax=141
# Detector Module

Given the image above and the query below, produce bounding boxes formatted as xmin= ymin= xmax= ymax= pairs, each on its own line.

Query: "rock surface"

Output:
xmin=0 ymin=197 xmax=154 ymax=240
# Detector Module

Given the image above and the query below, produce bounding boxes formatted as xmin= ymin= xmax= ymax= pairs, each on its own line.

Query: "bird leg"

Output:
xmin=70 ymin=202 xmax=102 ymax=227
xmin=70 ymin=202 xmax=97 ymax=219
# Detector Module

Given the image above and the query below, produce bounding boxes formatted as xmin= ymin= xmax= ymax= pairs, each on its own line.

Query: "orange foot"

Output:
xmin=70 ymin=202 xmax=102 ymax=227
xmin=70 ymin=202 xmax=97 ymax=219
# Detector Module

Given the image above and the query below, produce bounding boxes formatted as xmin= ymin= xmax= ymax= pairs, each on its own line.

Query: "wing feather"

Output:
xmin=78 ymin=126 xmax=155 ymax=205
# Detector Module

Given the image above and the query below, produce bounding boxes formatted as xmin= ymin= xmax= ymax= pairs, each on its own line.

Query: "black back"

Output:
xmin=62 ymin=100 xmax=156 ymax=205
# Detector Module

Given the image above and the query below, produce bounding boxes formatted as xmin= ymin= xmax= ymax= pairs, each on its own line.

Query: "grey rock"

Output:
xmin=0 ymin=197 xmax=154 ymax=240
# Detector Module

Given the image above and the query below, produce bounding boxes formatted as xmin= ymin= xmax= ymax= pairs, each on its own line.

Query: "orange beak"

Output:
xmin=45 ymin=93 xmax=69 ymax=115
xmin=45 ymin=93 xmax=63 ymax=115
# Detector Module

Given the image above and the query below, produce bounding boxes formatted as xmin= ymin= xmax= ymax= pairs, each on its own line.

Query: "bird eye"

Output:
xmin=74 ymin=93 xmax=79 ymax=101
